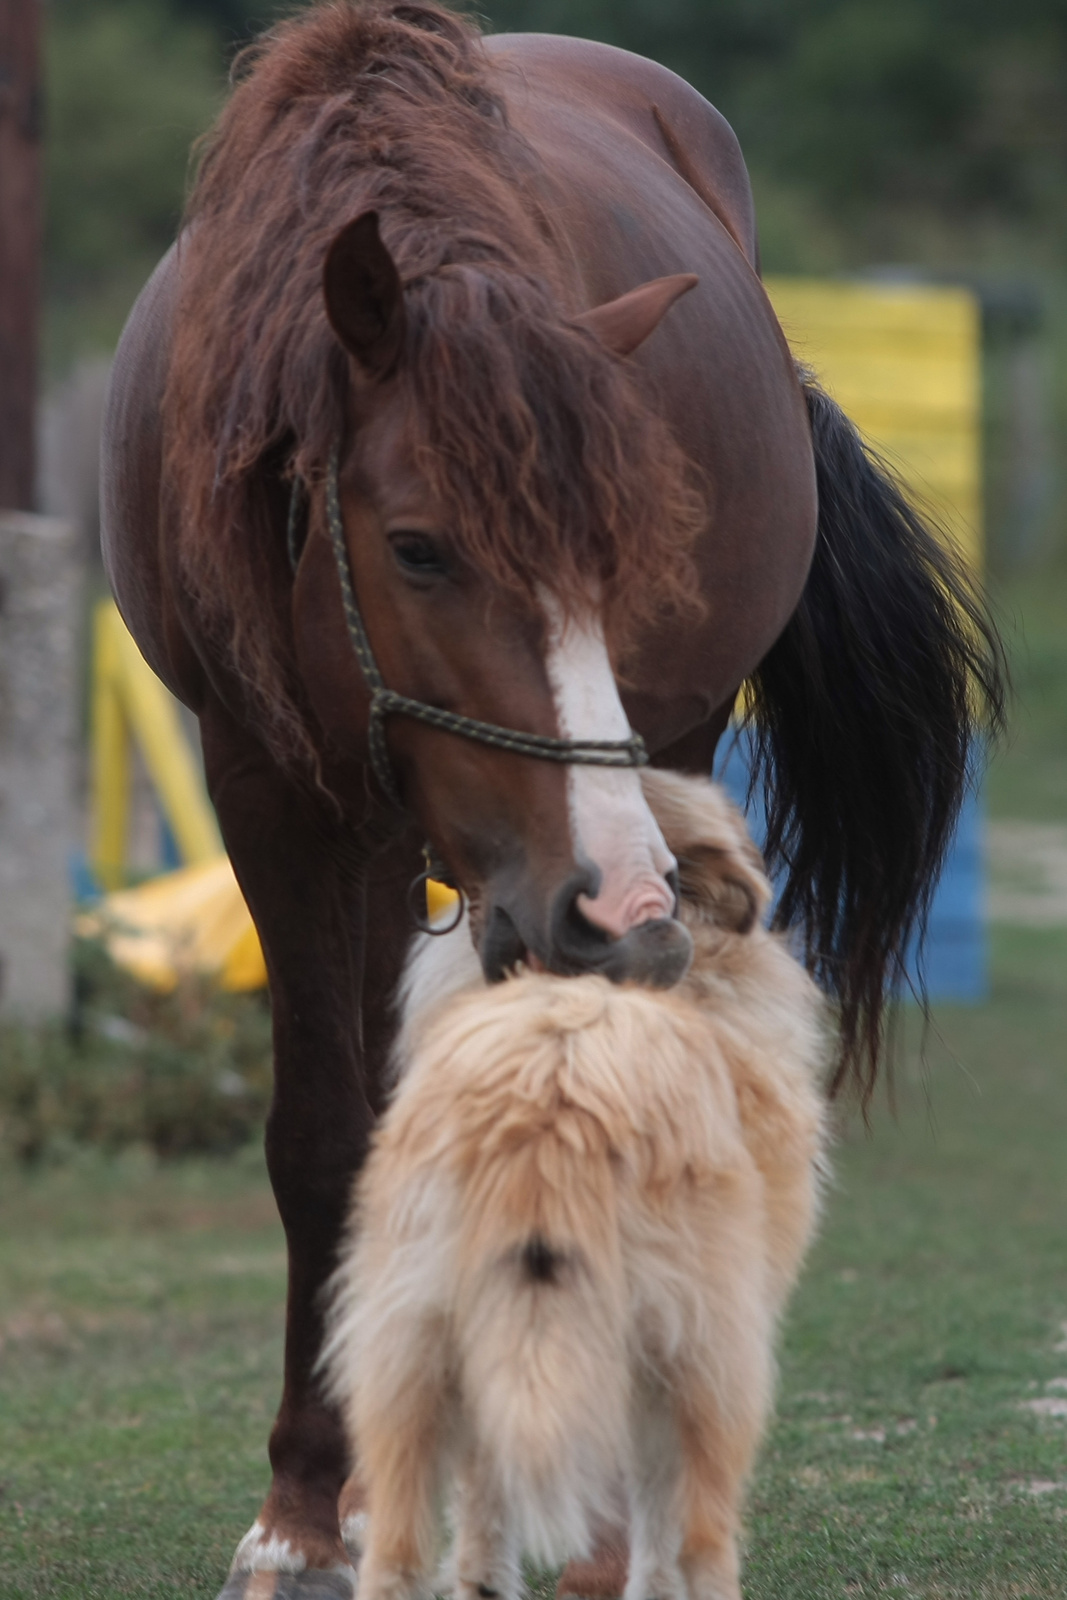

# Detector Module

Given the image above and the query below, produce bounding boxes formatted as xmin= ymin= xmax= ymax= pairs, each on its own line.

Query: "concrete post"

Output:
xmin=0 ymin=512 xmax=80 ymax=1019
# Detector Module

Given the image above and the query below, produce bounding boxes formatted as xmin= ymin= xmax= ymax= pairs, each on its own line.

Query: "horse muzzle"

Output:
xmin=479 ymin=867 xmax=693 ymax=990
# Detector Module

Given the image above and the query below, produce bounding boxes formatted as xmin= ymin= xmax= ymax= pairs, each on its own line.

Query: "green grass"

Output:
xmin=1 ymin=926 xmax=1064 ymax=1599
xmin=746 ymin=925 xmax=1067 ymax=1599
xmin=1 ymin=569 xmax=1065 ymax=1597
xmin=986 ymin=566 xmax=1067 ymax=821
xmin=0 ymin=1150 xmax=285 ymax=1599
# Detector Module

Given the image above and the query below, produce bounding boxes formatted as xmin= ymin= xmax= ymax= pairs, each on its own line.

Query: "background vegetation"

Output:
xmin=42 ymin=0 xmax=1067 ymax=570
xmin=28 ymin=0 xmax=1067 ymax=1144
xmin=3 ymin=925 xmax=1065 ymax=1598
xmin=0 ymin=942 xmax=272 ymax=1165
xmin=49 ymin=0 xmax=1067 ymax=275
xmin=43 ymin=0 xmax=222 ymax=367
xmin=79 ymin=0 xmax=1067 ymax=270
xmin=6 ymin=5 xmax=1063 ymax=1592
xmin=3 ymin=572 xmax=1067 ymax=1583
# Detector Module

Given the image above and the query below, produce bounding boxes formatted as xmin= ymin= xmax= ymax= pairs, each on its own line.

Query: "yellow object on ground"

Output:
xmin=90 ymin=600 xmax=224 ymax=889
xmin=84 ymin=603 xmax=456 ymax=988
xmin=77 ymin=856 xmax=268 ymax=994
xmin=86 ymin=601 xmax=265 ymax=991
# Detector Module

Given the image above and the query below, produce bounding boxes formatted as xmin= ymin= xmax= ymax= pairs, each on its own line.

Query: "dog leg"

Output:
xmin=674 ymin=1380 xmax=749 ymax=1600
xmin=623 ymin=1381 xmax=684 ymax=1600
xmin=358 ymin=1449 xmax=438 ymax=1600
xmin=356 ymin=1352 xmax=448 ymax=1600
xmin=449 ymin=1442 xmax=522 ymax=1600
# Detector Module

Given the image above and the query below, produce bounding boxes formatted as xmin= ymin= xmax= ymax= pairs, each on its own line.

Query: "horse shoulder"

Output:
xmin=486 ymin=33 xmax=757 ymax=269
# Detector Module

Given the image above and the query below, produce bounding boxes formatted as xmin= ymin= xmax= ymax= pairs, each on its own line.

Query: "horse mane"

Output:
xmin=164 ymin=0 xmax=704 ymax=768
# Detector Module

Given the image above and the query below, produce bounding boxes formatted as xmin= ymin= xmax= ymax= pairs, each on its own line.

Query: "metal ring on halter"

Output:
xmin=408 ymin=869 xmax=466 ymax=936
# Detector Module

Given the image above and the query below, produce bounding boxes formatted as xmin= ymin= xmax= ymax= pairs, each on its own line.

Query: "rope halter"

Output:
xmin=288 ymin=446 xmax=649 ymax=813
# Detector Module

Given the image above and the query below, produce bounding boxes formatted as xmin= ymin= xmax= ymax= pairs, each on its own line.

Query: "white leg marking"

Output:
xmin=232 ymin=1521 xmax=308 ymax=1575
xmin=231 ymin=1520 xmax=357 ymax=1589
xmin=341 ymin=1509 xmax=369 ymax=1560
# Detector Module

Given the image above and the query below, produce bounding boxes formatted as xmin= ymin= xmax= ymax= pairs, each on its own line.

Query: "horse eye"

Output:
xmin=390 ymin=532 xmax=447 ymax=578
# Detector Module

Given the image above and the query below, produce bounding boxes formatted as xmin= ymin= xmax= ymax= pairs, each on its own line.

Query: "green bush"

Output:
xmin=0 ymin=939 xmax=273 ymax=1163
xmin=45 ymin=0 xmax=223 ymax=364
xmin=47 ymin=0 xmax=221 ymax=285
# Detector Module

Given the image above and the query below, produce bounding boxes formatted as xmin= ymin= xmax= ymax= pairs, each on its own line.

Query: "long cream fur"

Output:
xmin=324 ymin=772 xmax=829 ymax=1600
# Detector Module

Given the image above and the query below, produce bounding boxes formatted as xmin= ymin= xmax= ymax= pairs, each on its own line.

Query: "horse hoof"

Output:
xmin=216 ymin=1571 xmax=357 ymax=1599
xmin=556 ymin=1551 xmax=627 ymax=1600
xmin=340 ymin=1508 xmax=367 ymax=1566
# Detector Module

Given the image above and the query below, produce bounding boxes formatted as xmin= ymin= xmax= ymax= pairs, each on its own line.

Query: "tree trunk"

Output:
xmin=0 ymin=0 xmax=41 ymax=512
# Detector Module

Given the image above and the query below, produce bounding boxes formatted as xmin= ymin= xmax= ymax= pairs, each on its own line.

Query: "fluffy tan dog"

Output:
xmin=324 ymin=772 xmax=829 ymax=1600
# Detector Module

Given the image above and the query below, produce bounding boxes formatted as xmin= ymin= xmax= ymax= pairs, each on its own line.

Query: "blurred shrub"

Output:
xmin=45 ymin=0 xmax=1067 ymax=555
xmin=49 ymin=0 xmax=1067 ymax=341
xmin=479 ymin=0 xmax=1067 ymax=265
xmin=0 ymin=938 xmax=273 ymax=1163
xmin=47 ymin=0 xmax=221 ymax=285
xmin=45 ymin=0 xmax=222 ymax=363
xmin=174 ymin=0 xmax=288 ymax=45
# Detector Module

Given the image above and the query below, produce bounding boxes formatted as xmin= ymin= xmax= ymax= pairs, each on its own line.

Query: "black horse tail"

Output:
xmin=747 ymin=373 xmax=1008 ymax=1103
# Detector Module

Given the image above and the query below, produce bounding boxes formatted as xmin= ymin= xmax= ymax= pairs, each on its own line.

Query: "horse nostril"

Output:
xmin=548 ymin=869 xmax=692 ymax=988
xmin=549 ymin=869 xmax=611 ymax=976
xmin=479 ymin=904 xmax=527 ymax=983
xmin=480 ymin=867 xmax=690 ymax=989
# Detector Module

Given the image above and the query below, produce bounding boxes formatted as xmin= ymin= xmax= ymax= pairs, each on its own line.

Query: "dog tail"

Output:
xmin=455 ymin=1131 xmax=630 ymax=1566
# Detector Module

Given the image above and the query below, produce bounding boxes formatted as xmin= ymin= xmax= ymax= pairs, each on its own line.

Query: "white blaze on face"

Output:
xmin=543 ymin=601 xmax=677 ymax=937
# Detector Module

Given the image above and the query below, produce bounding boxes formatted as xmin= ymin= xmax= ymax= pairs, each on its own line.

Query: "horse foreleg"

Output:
xmin=200 ymin=704 xmax=413 ymax=1600
xmin=338 ymin=1473 xmax=368 ymax=1567
xmin=556 ymin=1520 xmax=630 ymax=1600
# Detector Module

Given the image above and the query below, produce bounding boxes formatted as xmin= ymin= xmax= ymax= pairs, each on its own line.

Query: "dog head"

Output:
xmin=396 ymin=769 xmax=773 ymax=1068
xmin=639 ymin=769 xmax=771 ymax=936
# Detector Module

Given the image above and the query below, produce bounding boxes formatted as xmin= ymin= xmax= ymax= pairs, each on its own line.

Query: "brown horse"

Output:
xmin=100 ymin=4 xmax=1003 ymax=1595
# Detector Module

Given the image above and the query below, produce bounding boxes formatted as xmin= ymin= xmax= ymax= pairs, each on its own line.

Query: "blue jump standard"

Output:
xmin=715 ymin=726 xmax=987 ymax=1005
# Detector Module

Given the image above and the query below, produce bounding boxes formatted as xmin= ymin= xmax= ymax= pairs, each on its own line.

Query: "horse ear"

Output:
xmin=323 ymin=211 xmax=406 ymax=378
xmin=575 ymin=273 xmax=698 ymax=357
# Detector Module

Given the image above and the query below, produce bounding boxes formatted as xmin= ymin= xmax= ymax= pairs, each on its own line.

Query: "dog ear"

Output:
xmin=324 ymin=211 xmax=406 ymax=379
xmin=637 ymin=768 xmax=772 ymax=934
xmin=574 ymin=274 xmax=698 ymax=357
xmin=676 ymin=840 xmax=770 ymax=935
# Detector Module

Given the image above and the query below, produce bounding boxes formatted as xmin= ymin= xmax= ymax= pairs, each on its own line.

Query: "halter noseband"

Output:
xmin=288 ymin=447 xmax=649 ymax=812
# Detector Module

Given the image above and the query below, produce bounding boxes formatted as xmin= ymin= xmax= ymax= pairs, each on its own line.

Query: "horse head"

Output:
xmin=299 ymin=211 xmax=700 ymax=989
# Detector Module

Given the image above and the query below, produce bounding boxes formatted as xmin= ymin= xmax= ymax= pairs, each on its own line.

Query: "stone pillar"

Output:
xmin=0 ymin=512 xmax=79 ymax=1019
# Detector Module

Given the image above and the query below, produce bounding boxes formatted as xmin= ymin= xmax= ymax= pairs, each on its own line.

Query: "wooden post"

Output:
xmin=0 ymin=0 xmax=42 ymax=511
